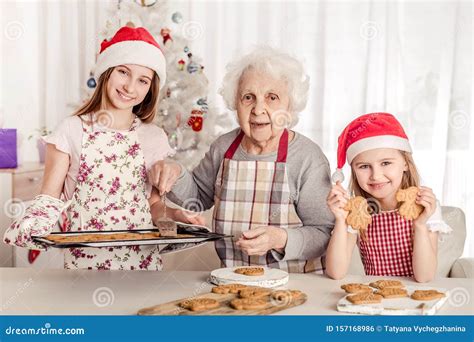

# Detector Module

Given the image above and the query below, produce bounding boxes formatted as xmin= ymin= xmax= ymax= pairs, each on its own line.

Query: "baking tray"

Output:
xmin=33 ymin=223 xmax=232 ymax=251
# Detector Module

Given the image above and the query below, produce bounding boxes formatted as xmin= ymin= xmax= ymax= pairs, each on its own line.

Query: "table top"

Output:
xmin=1 ymin=268 xmax=472 ymax=315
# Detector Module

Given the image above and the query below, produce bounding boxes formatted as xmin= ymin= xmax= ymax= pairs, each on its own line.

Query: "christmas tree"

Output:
xmin=85 ymin=0 xmax=229 ymax=169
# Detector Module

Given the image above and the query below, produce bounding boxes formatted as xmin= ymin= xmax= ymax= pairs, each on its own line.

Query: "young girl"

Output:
xmin=4 ymin=26 xmax=204 ymax=270
xmin=325 ymin=113 xmax=451 ymax=282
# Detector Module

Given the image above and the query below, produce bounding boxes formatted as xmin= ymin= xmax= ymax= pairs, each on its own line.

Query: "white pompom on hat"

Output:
xmin=95 ymin=26 xmax=166 ymax=89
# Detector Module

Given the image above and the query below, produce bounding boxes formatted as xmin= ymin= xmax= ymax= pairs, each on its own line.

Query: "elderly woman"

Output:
xmin=150 ymin=47 xmax=334 ymax=273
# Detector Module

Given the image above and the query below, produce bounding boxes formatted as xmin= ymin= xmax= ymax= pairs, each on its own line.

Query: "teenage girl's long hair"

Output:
xmin=73 ymin=67 xmax=160 ymax=124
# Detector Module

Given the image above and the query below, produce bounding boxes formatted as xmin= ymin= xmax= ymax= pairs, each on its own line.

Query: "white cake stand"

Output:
xmin=209 ymin=266 xmax=289 ymax=288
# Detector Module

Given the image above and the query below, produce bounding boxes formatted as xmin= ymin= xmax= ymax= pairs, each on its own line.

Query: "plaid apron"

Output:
xmin=358 ymin=210 xmax=413 ymax=276
xmin=212 ymin=129 xmax=324 ymax=273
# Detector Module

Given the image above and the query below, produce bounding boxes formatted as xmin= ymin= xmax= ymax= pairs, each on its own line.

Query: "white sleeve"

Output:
xmin=426 ymin=201 xmax=452 ymax=234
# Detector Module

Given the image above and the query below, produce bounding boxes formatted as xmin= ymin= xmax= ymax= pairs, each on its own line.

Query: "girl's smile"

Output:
xmin=352 ymin=148 xmax=408 ymax=209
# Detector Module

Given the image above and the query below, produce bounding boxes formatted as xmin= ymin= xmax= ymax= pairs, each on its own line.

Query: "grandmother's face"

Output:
xmin=236 ymin=69 xmax=291 ymax=144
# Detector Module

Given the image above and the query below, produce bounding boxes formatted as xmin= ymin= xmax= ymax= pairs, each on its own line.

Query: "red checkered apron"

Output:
xmin=212 ymin=129 xmax=324 ymax=273
xmin=358 ymin=210 xmax=414 ymax=276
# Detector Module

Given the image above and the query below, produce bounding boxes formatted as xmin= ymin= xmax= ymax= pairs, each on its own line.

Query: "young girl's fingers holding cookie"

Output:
xmin=414 ymin=187 xmax=436 ymax=224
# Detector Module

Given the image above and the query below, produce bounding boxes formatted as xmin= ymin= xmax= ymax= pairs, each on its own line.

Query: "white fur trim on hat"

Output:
xmin=95 ymin=40 xmax=166 ymax=89
xmin=346 ymin=135 xmax=412 ymax=164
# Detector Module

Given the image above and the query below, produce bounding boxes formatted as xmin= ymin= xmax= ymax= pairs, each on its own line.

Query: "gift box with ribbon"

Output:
xmin=0 ymin=129 xmax=18 ymax=168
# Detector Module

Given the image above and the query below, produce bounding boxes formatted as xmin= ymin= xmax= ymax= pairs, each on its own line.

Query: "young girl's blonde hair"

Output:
xmin=73 ymin=67 xmax=160 ymax=124
xmin=349 ymin=150 xmax=420 ymax=239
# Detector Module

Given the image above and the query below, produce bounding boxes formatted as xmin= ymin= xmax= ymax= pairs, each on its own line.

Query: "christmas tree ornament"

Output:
xmin=187 ymin=61 xmax=199 ymax=74
xmin=160 ymin=28 xmax=173 ymax=45
xmin=188 ymin=109 xmax=204 ymax=131
xmin=134 ymin=0 xmax=157 ymax=7
xmin=197 ymin=98 xmax=208 ymax=112
xmin=168 ymin=128 xmax=183 ymax=150
xmin=172 ymin=12 xmax=183 ymax=24
xmin=184 ymin=46 xmax=189 ymax=53
xmin=87 ymin=76 xmax=97 ymax=88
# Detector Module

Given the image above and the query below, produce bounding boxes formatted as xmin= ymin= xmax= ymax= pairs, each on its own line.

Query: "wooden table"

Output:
xmin=0 ymin=268 xmax=472 ymax=315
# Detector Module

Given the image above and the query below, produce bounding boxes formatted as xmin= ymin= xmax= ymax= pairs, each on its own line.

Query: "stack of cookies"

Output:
xmin=177 ymin=284 xmax=305 ymax=313
xmin=340 ymin=279 xmax=445 ymax=305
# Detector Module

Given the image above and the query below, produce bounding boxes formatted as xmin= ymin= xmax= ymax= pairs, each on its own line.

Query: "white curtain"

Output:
xmin=1 ymin=0 xmax=472 ymax=256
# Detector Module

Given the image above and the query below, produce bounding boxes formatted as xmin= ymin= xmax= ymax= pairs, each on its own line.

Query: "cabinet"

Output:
xmin=0 ymin=162 xmax=62 ymax=268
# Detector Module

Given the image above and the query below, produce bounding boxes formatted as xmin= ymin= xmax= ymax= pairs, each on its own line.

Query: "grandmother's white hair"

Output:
xmin=219 ymin=46 xmax=310 ymax=127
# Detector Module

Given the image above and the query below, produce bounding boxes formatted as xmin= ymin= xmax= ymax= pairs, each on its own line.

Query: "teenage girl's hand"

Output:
xmin=148 ymin=160 xmax=182 ymax=196
xmin=413 ymin=186 xmax=437 ymax=226
xmin=326 ymin=182 xmax=350 ymax=222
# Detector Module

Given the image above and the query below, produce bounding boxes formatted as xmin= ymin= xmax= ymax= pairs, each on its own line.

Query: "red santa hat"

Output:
xmin=332 ymin=112 xmax=412 ymax=183
xmin=95 ymin=26 xmax=167 ymax=89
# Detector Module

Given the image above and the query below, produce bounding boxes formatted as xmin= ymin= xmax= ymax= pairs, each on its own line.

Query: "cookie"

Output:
xmin=369 ymin=280 xmax=404 ymax=290
xmin=375 ymin=287 xmax=408 ymax=299
xmin=179 ymin=298 xmax=220 ymax=311
xmin=411 ymin=290 xmax=445 ymax=301
xmin=346 ymin=292 xmax=383 ymax=305
xmin=341 ymin=283 xmax=373 ymax=294
xmin=211 ymin=283 xmax=248 ymax=294
xmin=344 ymin=196 xmax=372 ymax=231
xmin=396 ymin=186 xmax=424 ymax=220
xmin=271 ymin=290 xmax=304 ymax=303
xmin=239 ymin=287 xmax=272 ymax=298
xmin=234 ymin=267 xmax=265 ymax=276
xmin=230 ymin=297 xmax=268 ymax=310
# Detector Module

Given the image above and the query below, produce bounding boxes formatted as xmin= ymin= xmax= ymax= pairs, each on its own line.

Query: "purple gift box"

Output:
xmin=0 ymin=129 xmax=18 ymax=168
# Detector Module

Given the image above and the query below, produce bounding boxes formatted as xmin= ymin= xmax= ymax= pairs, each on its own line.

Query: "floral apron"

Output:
xmin=212 ymin=129 xmax=324 ymax=273
xmin=63 ymin=116 xmax=161 ymax=270
xmin=358 ymin=210 xmax=413 ymax=276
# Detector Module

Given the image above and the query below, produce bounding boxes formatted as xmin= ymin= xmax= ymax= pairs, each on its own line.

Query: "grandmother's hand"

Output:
xmin=148 ymin=160 xmax=182 ymax=195
xmin=236 ymin=226 xmax=288 ymax=256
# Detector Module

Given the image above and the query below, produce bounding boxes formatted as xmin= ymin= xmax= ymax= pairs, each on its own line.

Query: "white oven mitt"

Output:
xmin=3 ymin=194 xmax=71 ymax=250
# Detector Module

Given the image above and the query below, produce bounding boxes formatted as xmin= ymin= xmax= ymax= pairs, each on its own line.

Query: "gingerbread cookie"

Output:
xmin=271 ymin=290 xmax=303 ymax=303
xmin=230 ymin=297 xmax=268 ymax=310
xmin=369 ymin=280 xmax=404 ymax=290
xmin=344 ymin=196 xmax=372 ymax=231
xmin=179 ymin=298 xmax=220 ymax=311
xmin=239 ymin=287 xmax=272 ymax=298
xmin=341 ymin=283 xmax=373 ymax=294
xmin=411 ymin=290 xmax=445 ymax=301
xmin=234 ymin=267 xmax=265 ymax=276
xmin=396 ymin=186 xmax=424 ymax=220
xmin=375 ymin=287 xmax=408 ymax=299
xmin=346 ymin=292 xmax=383 ymax=305
xmin=211 ymin=283 xmax=248 ymax=294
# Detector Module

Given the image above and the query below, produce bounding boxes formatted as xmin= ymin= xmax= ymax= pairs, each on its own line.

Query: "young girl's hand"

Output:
xmin=171 ymin=208 xmax=207 ymax=226
xmin=326 ymin=182 xmax=350 ymax=222
xmin=413 ymin=186 xmax=437 ymax=226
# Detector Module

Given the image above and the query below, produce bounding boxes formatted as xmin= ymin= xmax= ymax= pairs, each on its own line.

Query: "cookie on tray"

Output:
xmin=230 ymin=297 xmax=268 ymax=310
xmin=375 ymin=287 xmax=408 ymax=299
xmin=411 ymin=290 xmax=445 ymax=301
xmin=369 ymin=280 xmax=404 ymax=290
xmin=346 ymin=292 xmax=383 ymax=305
xmin=238 ymin=287 xmax=272 ymax=298
xmin=211 ymin=283 xmax=248 ymax=294
xmin=341 ymin=283 xmax=373 ymax=294
xmin=271 ymin=290 xmax=304 ymax=304
xmin=179 ymin=298 xmax=220 ymax=312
